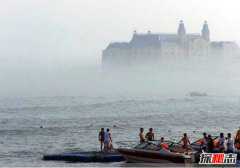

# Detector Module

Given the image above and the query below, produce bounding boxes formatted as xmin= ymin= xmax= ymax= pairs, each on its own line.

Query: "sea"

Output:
xmin=0 ymin=95 xmax=240 ymax=166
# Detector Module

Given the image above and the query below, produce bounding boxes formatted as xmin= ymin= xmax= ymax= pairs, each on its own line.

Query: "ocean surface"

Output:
xmin=0 ymin=95 xmax=240 ymax=166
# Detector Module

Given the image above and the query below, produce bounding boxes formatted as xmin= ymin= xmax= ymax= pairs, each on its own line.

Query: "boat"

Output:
xmin=43 ymin=151 xmax=125 ymax=162
xmin=190 ymin=136 xmax=219 ymax=152
xmin=117 ymin=148 xmax=192 ymax=163
xmin=189 ymin=91 xmax=208 ymax=97
xmin=117 ymin=141 xmax=196 ymax=164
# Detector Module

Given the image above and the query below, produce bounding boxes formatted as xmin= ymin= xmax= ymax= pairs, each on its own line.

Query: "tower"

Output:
xmin=177 ymin=20 xmax=186 ymax=51
xmin=177 ymin=20 xmax=186 ymax=37
xmin=201 ymin=21 xmax=210 ymax=41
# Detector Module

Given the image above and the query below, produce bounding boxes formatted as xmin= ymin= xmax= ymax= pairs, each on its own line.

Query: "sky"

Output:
xmin=1 ymin=0 xmax=240 ymax=97
xmin=1 ymin=0 xmax=240 ymax=67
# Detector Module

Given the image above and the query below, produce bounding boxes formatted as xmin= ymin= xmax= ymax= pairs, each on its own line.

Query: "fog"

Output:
xmin=1 ymin=0 xmax=240 ymax=97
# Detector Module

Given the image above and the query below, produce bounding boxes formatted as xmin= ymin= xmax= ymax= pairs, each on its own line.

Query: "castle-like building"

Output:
xmin=102 ymin=21 xmax=239 ymax=68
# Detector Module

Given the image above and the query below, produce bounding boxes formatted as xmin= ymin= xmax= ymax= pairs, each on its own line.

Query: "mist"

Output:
xmin=2 ymin=57 xmax=240 ymax=98
xmin=1 ymin=0 xmax=240 ymax=97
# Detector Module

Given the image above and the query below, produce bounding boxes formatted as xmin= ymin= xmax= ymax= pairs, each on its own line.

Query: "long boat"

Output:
xmin=43 ymin=151 xmax=125 ymax=162
xmin=117 ymin=141 xmax=196 ymax=164
xmin=118 ymin=148 xmax=193 ymax=163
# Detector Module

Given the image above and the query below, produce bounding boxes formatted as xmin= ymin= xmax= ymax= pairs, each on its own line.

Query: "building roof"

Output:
xmin=105 ymin=32 xmax=204 ymax=50
xmin=130 ymin=33 xmax=161 ymax=47
xmin=106 ymin=42 xmax=130 ymax=50
xmin=129 ymin=33 xmax=182 ymax=48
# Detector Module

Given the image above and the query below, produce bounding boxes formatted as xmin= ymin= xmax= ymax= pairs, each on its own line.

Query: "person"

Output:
xmin=234 ymin=128 xmax=240 ymax=151
xmin=218 ymin=133 xmax=225 ymax=152
xmin=159 ymin=137 xmax=169 ymax=150
xmin=139 ymin=128 xmax=145 ymax=143
xmin=104 ymin=128 xmax=112 ymax=152
xmin=207 ymin=134 xmax=214 ymax=153
xmin=225 ymin=133 xmax=234 ymax=153
xmin=98 ymin=128 xmax=105 ymax=151
xmin=180 ymin=133 xmax=191 ymax=150
xmin=201 ymin=132 xmax=208 ymax=152
xmin=145 ymin=128 xmax=155 ymax=141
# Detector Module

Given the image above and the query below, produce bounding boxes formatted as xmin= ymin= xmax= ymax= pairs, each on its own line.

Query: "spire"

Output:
xmin=202 ymin=21 xmax=210 ymax=41
xmin=178 ymin=20 xmax=186 ymax=36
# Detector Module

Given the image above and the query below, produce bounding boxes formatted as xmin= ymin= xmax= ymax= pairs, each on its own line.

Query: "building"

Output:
xmin=102 ymin=21 xmax=240 ymax=68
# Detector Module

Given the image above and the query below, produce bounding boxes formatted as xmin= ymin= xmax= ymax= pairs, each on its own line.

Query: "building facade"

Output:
xmin=102 ymin=21 xmax=239 ymax=68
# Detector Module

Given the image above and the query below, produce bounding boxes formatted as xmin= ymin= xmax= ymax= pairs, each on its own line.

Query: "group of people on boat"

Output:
xmin=98 ymin=128 xmax=113 ymax=152
xmin=139 ymin=128 xmax=155 ymax=142
xmin=138 ymin=127 xmax=240 ymax=153
xmin=98 ymin=127 xmax=240 ymax=153
xmin=197 ymin=131 xmax=240 ymax=153
xmin=139 ymin=128 xmax=170 ymax=150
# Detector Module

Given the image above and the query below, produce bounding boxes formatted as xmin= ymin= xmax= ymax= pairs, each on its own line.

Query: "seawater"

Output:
xmin=0 ymin=95 xmax=240 ymax=166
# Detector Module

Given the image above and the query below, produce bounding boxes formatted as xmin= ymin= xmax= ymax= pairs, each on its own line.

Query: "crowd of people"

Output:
xmin=138 ymin=127 xmax=240 ymax=153
xmin=197 ymin=131 xmax=240 ymax=153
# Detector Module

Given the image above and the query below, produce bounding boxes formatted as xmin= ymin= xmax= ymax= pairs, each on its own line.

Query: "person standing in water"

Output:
xmin=139 ymin=128 xmax=145 ymax=143
xmin=145 ymin=128 xmax=155 ymax=141
xmin=98 ymin=128 xmax=105 ymax=151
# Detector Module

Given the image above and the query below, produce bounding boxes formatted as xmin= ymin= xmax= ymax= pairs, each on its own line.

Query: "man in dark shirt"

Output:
xmin=207 ymin=134 xmax=214 ymax=153
xmin=139 ymin=128 xmax=145 ymax=143
xmin=98 ymin=128 xmax=105 ymax=151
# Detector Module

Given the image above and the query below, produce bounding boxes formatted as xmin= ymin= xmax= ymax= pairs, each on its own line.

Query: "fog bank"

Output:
xmin=1 ymin=55 xmax=240 ymax=98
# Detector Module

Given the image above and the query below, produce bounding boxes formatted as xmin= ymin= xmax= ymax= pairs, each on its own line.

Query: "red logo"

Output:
xmin=212 ymin=153 xmax=224 ymax=163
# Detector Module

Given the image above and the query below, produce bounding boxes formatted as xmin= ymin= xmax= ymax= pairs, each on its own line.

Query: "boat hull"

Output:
xmin=118 ymin=148 xmax=192 ymax=164
xmin=43 ymin=151 xmax=125 ymax=162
